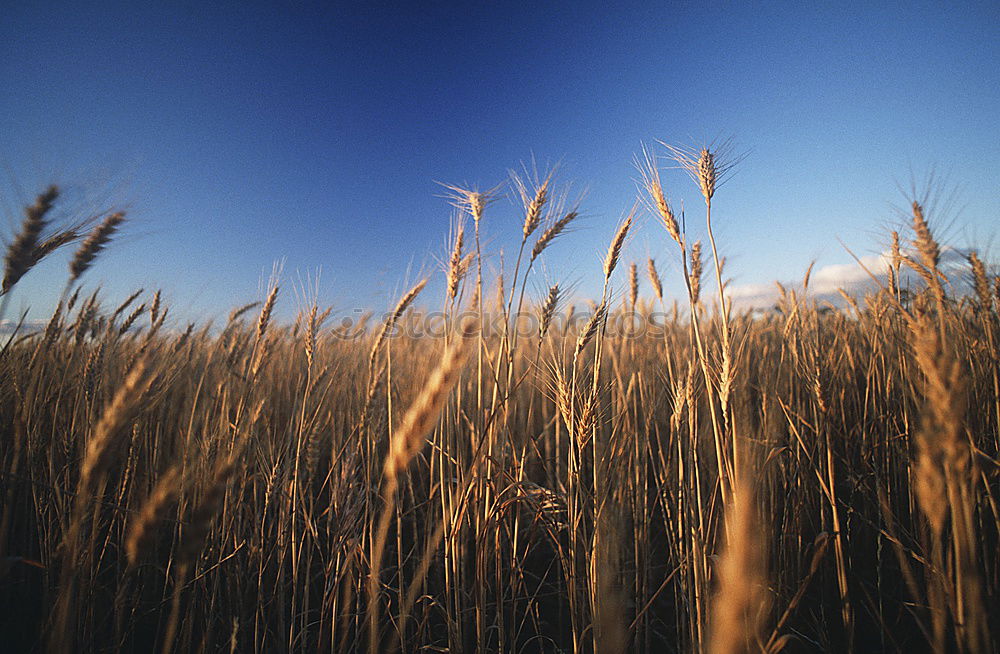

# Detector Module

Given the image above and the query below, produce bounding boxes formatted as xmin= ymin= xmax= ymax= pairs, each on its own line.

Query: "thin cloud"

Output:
xmin=729 ymin=246 xmax=983 ymax=310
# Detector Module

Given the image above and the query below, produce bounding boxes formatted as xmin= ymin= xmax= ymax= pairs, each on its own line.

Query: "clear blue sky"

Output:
xmin=2 ymin=1 xmax=998 ymax=323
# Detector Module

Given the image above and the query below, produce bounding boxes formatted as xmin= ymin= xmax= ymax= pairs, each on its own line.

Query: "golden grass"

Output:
xmin=1 ymin=146 xmax=999 ymax=653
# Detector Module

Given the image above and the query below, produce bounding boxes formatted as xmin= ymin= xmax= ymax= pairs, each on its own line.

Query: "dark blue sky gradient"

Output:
xmin=2 ymin=1 xmax=998 ymax=321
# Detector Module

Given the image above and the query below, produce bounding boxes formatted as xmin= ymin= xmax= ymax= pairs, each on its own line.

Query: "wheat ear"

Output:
xmin=708 ymin=477 xmax=768 ymax=654
xmin=125 ymin=466 xmax=182 ymax=566
xmin=2 ymin=186 xmax=59 ymax=295
xmin=368 ymin=319 xmax=477 ymax=654
xmin=69 ymin=212 xmax=125 ymax=282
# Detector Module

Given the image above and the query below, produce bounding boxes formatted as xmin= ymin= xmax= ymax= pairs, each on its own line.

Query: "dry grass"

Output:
xmin=1 ymin=146 xmax=999 ymax=653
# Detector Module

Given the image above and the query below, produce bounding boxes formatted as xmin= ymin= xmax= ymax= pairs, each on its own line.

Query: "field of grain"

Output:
xmin=1 ymin=146 xmax=998 ymax=653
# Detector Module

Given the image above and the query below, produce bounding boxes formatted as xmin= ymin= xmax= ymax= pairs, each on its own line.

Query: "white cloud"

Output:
xmin=728 ymin=246 xmax=980 ymax=310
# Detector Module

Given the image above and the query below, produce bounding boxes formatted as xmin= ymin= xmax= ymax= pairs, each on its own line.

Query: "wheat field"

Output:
xmin=1 ymin=146 xmax=998 ymax=653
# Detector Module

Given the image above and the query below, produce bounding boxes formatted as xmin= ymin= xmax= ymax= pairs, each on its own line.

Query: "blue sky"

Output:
xmin=2 ymin=1 xmax=998 ymax=323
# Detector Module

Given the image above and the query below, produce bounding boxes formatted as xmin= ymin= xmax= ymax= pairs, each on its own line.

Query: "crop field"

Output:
xmin=1 ymin=147 xmax=998 ymax=653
